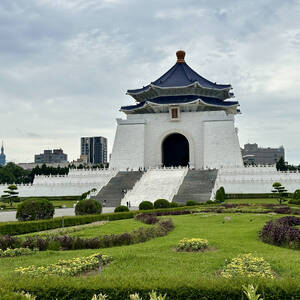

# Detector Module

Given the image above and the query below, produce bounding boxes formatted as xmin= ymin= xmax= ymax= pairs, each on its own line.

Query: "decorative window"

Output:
xmin=169 ymin=106 xmax=180 ymax=121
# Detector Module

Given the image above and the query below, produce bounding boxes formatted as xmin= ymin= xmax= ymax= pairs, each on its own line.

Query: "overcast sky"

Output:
xmin=1 ymin=0 xmax=300 ymax=164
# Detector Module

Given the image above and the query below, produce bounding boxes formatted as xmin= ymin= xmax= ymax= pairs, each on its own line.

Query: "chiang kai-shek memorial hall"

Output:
xmin=110 ymin=50 xmax=243 ymax=170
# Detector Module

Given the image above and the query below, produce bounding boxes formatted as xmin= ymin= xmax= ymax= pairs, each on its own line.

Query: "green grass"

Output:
xmin=0 ymin=200 xmax=77 ymax=211
xmin=18 ymin=218 xmax=146 ymax=238
xmin=226 ymin=198 xmax=279 ymax=204
xmin=1 ymin=213 xmax=300 ymax=285
xmin=61 ymin=219 xmax=149 ymax=237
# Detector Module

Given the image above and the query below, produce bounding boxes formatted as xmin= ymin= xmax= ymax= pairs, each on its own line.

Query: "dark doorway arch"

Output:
xmin=162 ymin=133 xmax=189 ymax=167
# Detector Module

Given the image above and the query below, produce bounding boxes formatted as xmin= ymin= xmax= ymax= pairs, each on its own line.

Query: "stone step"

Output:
xmin=92 ymin=171 xmax=144 ymax=207
xmin=172 ymin=169 xmax=217 ymax=204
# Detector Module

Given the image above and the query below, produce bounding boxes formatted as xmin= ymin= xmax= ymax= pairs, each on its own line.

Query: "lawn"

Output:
xmin=18 ymin=218 xmax=149 ymax=238
xmin=0 ymin=200 xmax=77 ymax=211
xmin=1 ymin=213 xmax=300 ymax=286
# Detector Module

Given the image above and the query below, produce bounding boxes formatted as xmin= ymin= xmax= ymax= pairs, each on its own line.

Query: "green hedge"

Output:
xmin=0 ymin=205 xmax=200 ymax=236
xmin=0 ymin=212 xmax=134 ymax=236
xmin=6 ymin=277 xmax=300 ymax=300
xmin=20 ymin=196 xmax=81 ymax=202
xmin=227 ymin=193 xmax=293 ymax=199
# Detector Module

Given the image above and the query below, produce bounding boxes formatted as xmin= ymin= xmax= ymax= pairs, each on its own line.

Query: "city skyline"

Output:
xmin=0 ymin=0 xmax=300 ymax=164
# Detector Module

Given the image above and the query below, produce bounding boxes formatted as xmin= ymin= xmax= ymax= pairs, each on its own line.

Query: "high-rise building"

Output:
xmin=34 ymin=149 xmax=68 ymax=164
xmin=0 ymin=142 xmax=6 ymax=166
xmin=241 ymin=143 xmax=285 ymax=165
xmin=80 ymin=136 xmax=107 ymax=165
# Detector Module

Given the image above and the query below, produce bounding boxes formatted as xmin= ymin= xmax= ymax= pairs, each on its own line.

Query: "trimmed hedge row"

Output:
xmin=227 ymin=193 xmax=293 ymax=199
xmin=7 ymin=278 xmax=300 ymax=300
xmin=20 ymin=196 xmax=81 ymax=202
xmin=0 ymin=205 xmax=201 ymax=236
xmin=0 ymin=212 xmax=135 ymax=236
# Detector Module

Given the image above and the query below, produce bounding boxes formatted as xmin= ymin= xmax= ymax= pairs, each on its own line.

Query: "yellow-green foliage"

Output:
xmin=176 ymin=238 xmax=209 ymax=251
xmin=15 ymin=254 xmax=112 ymax=277
xmin=0 ymin=248 xmax=37 ymax=258
xmin=221 ymin=253 xmax=273 ymax=279
xmin=243 ymin=284 xmax=263 ymax=300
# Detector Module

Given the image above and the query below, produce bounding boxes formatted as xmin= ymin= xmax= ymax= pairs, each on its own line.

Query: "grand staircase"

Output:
xmin=92 ymin=171 xmax=144 ymax=207
xmin=172 ymin=170 xmax=218 ymax=204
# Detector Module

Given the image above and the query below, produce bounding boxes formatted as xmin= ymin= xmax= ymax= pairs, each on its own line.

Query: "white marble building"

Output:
xmin=110 ymin=50 xmax=243 ymax=170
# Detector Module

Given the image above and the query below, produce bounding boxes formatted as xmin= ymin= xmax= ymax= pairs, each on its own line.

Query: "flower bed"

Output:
xmin=176 ymin=238 xmax=209 ymax=252
xmin=15 ymin=253 xmax=112 ymax=277
xmin=259 ymin=216 xmax=300 ymax=249
xmin=0 ymin=247 xmax=37 ymax=258
xmin=221 ymin=253 xmax=274 ymax=279
xmin=1 ymin=219 xmax=174 ymax=251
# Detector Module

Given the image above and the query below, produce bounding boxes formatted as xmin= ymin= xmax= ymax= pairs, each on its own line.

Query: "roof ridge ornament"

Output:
xmin=176 ymin=50 xmax=185 ymax=63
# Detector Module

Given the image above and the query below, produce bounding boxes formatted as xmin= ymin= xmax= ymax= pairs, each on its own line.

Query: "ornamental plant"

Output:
xmin=154 ymin=199 xmax=170 ymax=209
xmin=114 ymin=205 xmax=129 ymax=213
xmin=0 ymin=247 xmax=37 ymax=258
xmin=221 ymin=253 xmax=274 ymax=279
xmin=75 ymin=199 xmax=102 ymax=215
xmin=176 ymin=238 xmax=209 ymax=252
xmin=16 ymin=198 xmax=54 ymax=221
xmin=272 ymin=182 xmax=288 ymax=205
xmin=259 ymin=216 xmax=300 ymax=249
xmin=139 ymin=201 xmax=154 ymax=210
xmin=15 ymin=253 xmax=112 ymax=277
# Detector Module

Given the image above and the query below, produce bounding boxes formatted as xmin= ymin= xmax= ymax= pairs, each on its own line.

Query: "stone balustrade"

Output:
xmin=0 ymin=169 xmax=118 ymax=197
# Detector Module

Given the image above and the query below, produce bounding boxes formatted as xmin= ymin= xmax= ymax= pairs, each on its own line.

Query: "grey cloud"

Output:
xmin=0 ymin=0 xmax=300 ymax=163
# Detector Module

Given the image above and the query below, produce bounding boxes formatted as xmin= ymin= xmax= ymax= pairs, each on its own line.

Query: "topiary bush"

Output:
xmin=16 ymin=198 xmax=55 ymax=221
xmin=114 ymin=205 xmax=129 ymax=213
xmin=216 ymin=187 xmax=226 ymax=203
xmin=186 ymin=200 xmax=198 ymax=206
xmin=139 ymin=201 xmax=154 ymax=210
xmin=75 ymin=199 xmax=102 ymax=215
xmin=289 ymin=190 xmax=300 ymax=204
xmin=154 ymin=199 xmax=170 ymax=209
xmin=169 ymin=202 xmax=179 ymax=208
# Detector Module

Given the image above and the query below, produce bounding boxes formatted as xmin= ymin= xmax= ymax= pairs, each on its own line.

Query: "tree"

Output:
xmin=1 ymin=184 xmax=19 ymax=206
xmin=272 ymin=182 xmax=288 ymax=205
xmin=276 ymin=157 xmax=287 ymax=171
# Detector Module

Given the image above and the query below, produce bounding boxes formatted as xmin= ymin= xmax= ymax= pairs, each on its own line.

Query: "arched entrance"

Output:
xmin=162 ymin=133 xmax=189 ymax=167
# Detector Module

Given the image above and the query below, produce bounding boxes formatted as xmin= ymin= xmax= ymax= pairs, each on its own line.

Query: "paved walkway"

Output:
xmin=0 ymin=207 xmax=121 ymax=222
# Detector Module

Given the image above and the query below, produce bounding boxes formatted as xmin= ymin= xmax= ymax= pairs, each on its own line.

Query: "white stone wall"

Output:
xmin=0 ymin=169 xmax=118 ymax=197
xmin=211 ymin=166 xmax=300 ymax=197
xmin=110 ymin=110 xmax=243 ymax=170
xmin=203 ymin=121 xmax=243 ymax=168
xmin=110 ymin=118 xmax=145 ymax=170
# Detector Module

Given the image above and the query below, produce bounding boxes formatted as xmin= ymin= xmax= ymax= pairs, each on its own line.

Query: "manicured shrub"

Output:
xmin=114 ymin=205 xmax=129 ymax=213
xmin=216 ymin=187 xmax=226 ymax=203
xmin=206 ymin=200 xmax=214 ymax=204
xmin=220 ymin=253 xmax=274 ymax=279
xmin=154 ymin=199 xmax=170 ymax=209
xmin=16 ymin=198 xmax=54 ymax=221
xmin=75 ymin=199 xmax=102 ymax=215
xmin=169 ymin=202 xmax=179 ymax=208
xmin=289 ymin=190 xmax=300 ymax=204
xmin=293 ymin=189 xmax=300 ymax=200
xmin=139 ymin=201 xmax=154 ymax=210
xmin=186 ymin=200 xmax=198 ymax=206
xmin=176 ymin=238 xmax=209 ymax=252
xmin=259 ymin=216 xmax=300 ymax=249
